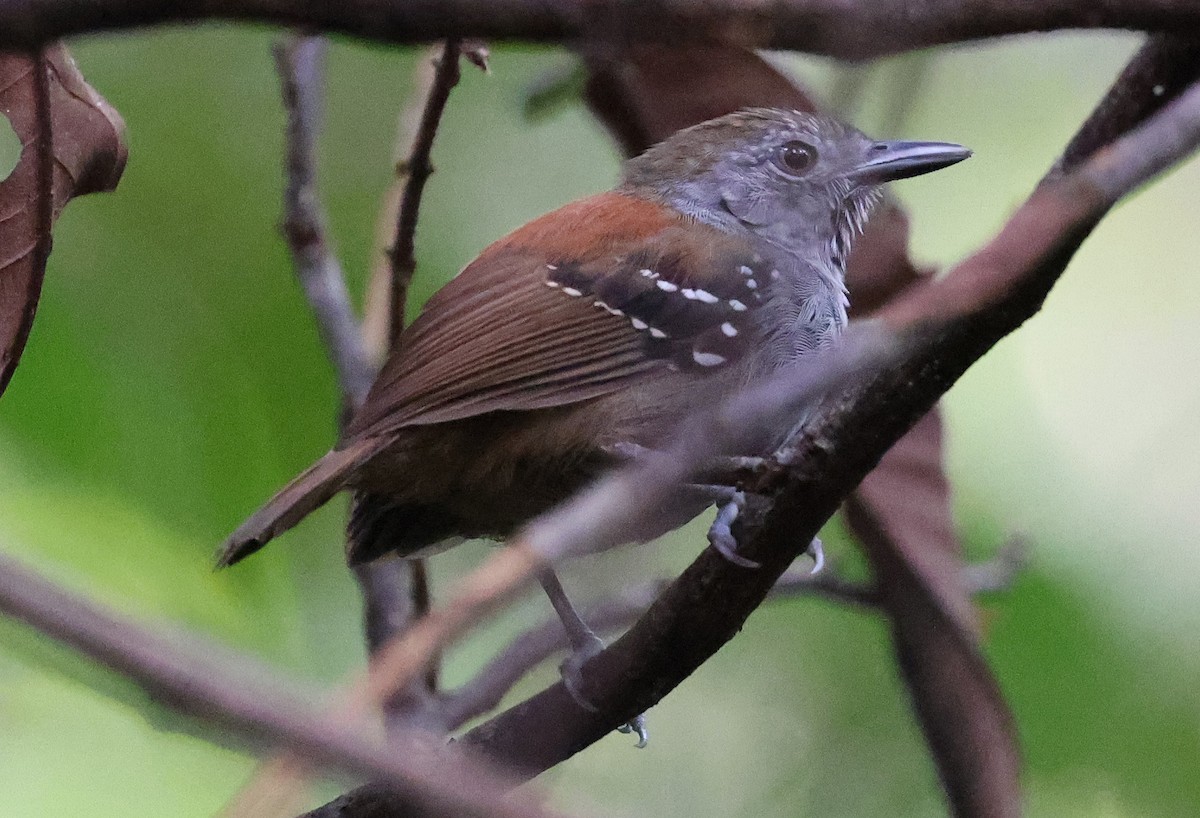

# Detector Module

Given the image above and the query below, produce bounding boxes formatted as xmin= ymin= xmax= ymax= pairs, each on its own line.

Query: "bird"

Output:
xmin=218 ymin=108 xmax=968 ymax=740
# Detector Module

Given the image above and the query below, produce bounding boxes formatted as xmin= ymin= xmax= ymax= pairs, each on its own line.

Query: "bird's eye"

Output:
xmin=776 ymin=140 xmax=817 ymax=175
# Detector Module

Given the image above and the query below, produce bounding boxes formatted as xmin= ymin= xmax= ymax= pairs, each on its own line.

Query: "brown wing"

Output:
xmin=345 ymin=191 xmax=771 ymax=440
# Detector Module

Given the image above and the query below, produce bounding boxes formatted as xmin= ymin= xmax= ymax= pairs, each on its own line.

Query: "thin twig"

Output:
xmin=3 ymin=0 xmax=1200 ymax=60
xmin=387 ymin=38 xmax=462 ymax=348
xmin=275 ymin=31 xmax=430 ymax=679
xmin=275 ymin=35 xmax=375 ymax=406
xmin=0 ymin=550 xmax=567 ymax=818
xmin=254 ymin=34 xmax=444 ymax=816
xmin=237 ymin=35 xmax=476 ymax=815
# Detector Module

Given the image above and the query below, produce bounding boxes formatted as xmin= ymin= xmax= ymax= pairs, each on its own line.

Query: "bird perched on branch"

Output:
xmin=218 ymin=108 xmax=968 ymax=740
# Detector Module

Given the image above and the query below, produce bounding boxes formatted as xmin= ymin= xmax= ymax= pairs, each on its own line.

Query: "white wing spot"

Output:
xmin=745 ymin=279 xmax=758 ymax=290
xmin=649 ymin=327 xmax=667 ymax=339
xmin=720 ymin=322 xmax=738 ymax=337
xmin=683 ymin=288 xmax=719 ymax=303
xmin=546 ymin=263 xmax=558 ymax=271
xmin=729 ymin=299 xmax=747 ymax=312
xmin=656 ymin=280 xmax=679 ymax=293
xmin=640 ymin=268 xmax=659 ymax=279
xmin=738 ymin=265 xmax=753 ymax=276
xmin=594 ymin=300 xmax=625 ymax=317
xmin=545 ymin=280 xmax=561 ymax=288
xmin=770 ymin=269 xmax=781 ymax=280
xmin=693 ymin=350 xmax=726 ymax=367
xmin=631 ymin=317 xmax=648 ymax=331
xmin=561 ymin=287 xmax=583 ymax=297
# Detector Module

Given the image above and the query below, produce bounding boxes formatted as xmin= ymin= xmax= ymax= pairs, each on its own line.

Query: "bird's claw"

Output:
xmin=616 ymin=713 xmax=650 ymax=748
xmin=707 ymin=490 xmax=760 ymax=568
xmin=807 ymin=536 xmax=825 ymax=574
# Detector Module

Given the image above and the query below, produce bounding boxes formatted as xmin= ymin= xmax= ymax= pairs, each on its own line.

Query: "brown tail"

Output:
xmin=216 ymin=438 xmax=382 ymax=568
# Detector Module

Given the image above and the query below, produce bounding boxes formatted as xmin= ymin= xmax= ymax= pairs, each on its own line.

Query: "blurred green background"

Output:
xmin=2 ymin=27 xmax=1199 ymax=818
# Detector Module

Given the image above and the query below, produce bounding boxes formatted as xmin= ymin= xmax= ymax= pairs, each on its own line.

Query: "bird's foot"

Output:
xmin=705 ymin=488 xmax=760 ymax=568
xmin=616 ymin=713 xmax=650 ymax=749
xmin=559 ymin=635 xmax=649 ymax=748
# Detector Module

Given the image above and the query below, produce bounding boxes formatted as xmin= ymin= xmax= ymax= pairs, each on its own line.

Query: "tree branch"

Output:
xmin=275 ymin=34 xmax=375 ymax=407
xmin=387 ymin=38 xmax=462 ymax=348
xmin=275 ymin=30 xmax=425 ymax=679
xmin=0 ymin=550 xmax=567 ymax=818
xmin=245 ymin=34 xmax=455 ymax=816
xmin=240 ymin=34 xmax=477 ymax=815
xmin=2 ymin=0 xmax=1200 ymax=59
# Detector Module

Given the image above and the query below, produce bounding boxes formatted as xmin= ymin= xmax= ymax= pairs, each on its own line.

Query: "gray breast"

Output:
xmin=754 ymin=252 xmax=850 ymax=367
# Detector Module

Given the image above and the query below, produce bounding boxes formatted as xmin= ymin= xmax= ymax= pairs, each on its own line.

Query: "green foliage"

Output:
xmin=1 ymin=26 xmax=1197 ymax=818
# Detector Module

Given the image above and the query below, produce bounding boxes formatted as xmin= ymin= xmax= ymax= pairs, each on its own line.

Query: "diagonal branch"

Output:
xmin=2 ymin=0 xmax=1200 ymax=60
xmin=0 ymin=549 xmax=568 ymax=818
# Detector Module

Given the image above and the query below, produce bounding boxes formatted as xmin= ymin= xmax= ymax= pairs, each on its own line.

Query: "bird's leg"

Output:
xmin=538 ymin=568 xmax=649 ymax=748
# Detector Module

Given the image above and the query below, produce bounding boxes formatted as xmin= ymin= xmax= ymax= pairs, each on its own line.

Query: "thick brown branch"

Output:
xmin=2 ymin=0 xmax=1200 ymax=59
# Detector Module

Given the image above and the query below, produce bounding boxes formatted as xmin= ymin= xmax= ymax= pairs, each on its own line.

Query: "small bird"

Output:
xmin=219 ymin=108 xmax=968 ymax=732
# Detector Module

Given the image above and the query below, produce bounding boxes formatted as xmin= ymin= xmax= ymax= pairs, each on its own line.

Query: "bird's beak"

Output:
xmin=851 ymin=141 xmax=972 ymax=183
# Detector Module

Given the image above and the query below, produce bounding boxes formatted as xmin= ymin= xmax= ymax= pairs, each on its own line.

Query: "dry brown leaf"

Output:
xmin=583 ymin=43 xmax=1019 ymax=817
xmin=845 ymin=490 xmax=1020 ymax=818
xmin=0 ymin=44 xmax=127 ymax=398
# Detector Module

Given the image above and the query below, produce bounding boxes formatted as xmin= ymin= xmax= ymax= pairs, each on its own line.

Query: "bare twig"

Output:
xmin=238 ymin=34 xmax=477 ymax=815
xmin=0 ymin=550 xmax=567 ymax=818
xmin=256 ymin=34 xmax=445 ymax=816
xmin=275 ymin=29 xmax=419 ymax=670
xmin=3 ymin=0 xmax=1200 ymax=60
xmin=387 ymin=38 xmax=462 ymax=348
xmin=276 ymin=31 xmax=433 ymax=678
xmin=435 ymin=567 xmax=866 ymax=730
xmin=275 ymin=35 xmax=375 ymax=407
